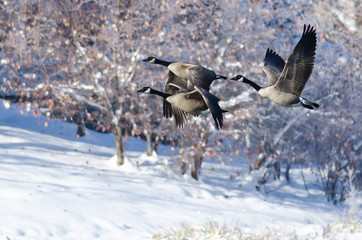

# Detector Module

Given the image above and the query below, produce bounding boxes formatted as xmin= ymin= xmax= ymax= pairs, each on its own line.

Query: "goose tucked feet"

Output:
xmin=300 ymin=97 xmax=319 ymax=110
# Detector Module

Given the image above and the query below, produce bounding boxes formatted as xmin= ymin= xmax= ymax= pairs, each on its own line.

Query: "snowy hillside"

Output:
xmin=0 ymin=103 xmax=361 ymax=239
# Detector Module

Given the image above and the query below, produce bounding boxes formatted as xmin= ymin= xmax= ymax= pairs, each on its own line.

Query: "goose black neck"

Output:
xmin=149 ymin=88 xmax=170 ymax=99
xmin=243 ymin=77 xmax=261 ymax=92
xmin=155 ymin=59 xmax=173 ymax=67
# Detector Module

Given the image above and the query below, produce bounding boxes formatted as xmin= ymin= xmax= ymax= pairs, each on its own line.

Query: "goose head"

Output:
xmin=230 ymin=75 xmax=246 ymax=82
xmin=142 ymin=56 xmax=157 ymax=63
xmin=137 ymin=87 xmax=152 ymax=93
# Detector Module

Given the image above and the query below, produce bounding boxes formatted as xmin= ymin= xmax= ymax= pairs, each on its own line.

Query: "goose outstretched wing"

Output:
xmin=186 ymin=65 xmax=216 ymax=91
xmin=194 ymin=86 xmax=224 ymax=130
xmin=163 ymin=71 xmax=188 ymax=119
xmin=275 ymin=24 xmax=317 ymax=96
xmin=263 ymin=48 xmax=285 ymax=86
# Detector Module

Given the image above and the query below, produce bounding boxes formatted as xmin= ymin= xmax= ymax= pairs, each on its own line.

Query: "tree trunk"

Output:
xmin=191 ymin=149 xmax=203 ymax=180
xmin=286 ymin=161 xmax=291 ymax=183
xmin=146 ymin=132 xmax=152 ymax=156
xmin=154 ymin=138 xmax=159 ymax=153
xmin=114 ymin=131 xmax=125 ymax=166
xmin=245 ymin=128 xmax=253 ymax=172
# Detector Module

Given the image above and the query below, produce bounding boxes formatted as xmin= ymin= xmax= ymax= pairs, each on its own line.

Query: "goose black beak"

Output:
xmin=216 ymin=75 xmax=228 ymax=80
xmin=142 ymin=58 xmax=148 ymax=62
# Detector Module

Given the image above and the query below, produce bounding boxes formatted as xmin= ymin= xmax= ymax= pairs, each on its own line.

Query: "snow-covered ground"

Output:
xmin=0 ymin=102 xmax=361 ymax=240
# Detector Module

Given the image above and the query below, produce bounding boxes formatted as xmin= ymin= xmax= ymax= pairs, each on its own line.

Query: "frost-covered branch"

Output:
xmin=273 ymin=110 xmax=305 ymax=146
xmin=54 ymin=86 xmax=106 ymax=111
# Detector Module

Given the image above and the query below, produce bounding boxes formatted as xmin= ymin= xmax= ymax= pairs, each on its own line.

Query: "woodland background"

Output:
xmin=0 ymin=0 xmax=361 ymax=203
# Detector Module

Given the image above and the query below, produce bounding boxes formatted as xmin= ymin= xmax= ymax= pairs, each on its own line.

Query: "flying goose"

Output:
xmin=142 ymin=56 xmax=227 ymax=123
xmin=138 ymin=84 xmax=226 ymax=129
xmin=231 ymin=24 xmax=319 ymax=109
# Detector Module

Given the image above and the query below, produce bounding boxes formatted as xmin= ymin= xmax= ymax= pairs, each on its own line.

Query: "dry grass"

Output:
xmin=152 ymin=218 xmax=361 ymax=240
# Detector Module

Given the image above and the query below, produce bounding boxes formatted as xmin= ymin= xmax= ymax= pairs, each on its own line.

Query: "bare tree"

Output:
xmin=0 ymin=0 xmax=360 ymax=198
xmin=0 ymin=0 xmax=171 ymax=165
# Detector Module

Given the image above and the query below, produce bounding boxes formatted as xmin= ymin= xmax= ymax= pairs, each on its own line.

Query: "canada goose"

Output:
xmin=142 ymin=56 xmax=227 ymax=120
xmin=231 ymin=24 xmax=319 ymax=109
xmin=138 ymin=84 xmax=226 ymax=129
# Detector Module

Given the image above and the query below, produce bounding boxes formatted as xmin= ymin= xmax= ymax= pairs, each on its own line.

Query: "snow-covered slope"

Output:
xmin=0 ymin=103 xmax=360 ymax=240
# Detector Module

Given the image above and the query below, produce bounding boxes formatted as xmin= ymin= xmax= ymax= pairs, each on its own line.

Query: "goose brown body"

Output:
xmin=258 ymin=86 xmax=300 ymax=107
xmin=165 ymin=93 xmax=208 ymax=115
